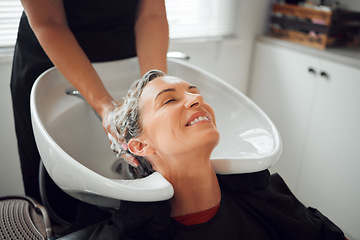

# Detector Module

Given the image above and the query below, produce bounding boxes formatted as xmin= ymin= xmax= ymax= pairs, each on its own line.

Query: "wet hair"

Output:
xmin=113 ymin=69 xmax=165 ymax=177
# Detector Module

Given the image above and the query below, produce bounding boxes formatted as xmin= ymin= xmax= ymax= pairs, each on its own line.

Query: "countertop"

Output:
xmin=257 ymin=36 xmax=360 ymax=69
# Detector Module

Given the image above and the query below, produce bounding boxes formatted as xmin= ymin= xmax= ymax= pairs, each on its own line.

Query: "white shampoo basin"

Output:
xmin=31 ymin=57 xmax=281 ymax=208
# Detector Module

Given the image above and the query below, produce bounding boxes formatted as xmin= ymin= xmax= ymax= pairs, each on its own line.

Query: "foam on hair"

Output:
xmin=112 ymin=69 xmax=166 ymax=177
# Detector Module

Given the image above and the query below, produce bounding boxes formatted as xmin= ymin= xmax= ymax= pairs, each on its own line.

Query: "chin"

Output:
xmin=203 ymin=128 xmax=220 ymax=149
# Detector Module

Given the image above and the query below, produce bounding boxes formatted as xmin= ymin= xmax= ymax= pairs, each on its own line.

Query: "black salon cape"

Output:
xmin=108 ymin=170 xmax=345 ymax=240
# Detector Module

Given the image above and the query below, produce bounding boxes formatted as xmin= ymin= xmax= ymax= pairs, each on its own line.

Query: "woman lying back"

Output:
xmin=105 ymin=70 xmax=346 ymax=240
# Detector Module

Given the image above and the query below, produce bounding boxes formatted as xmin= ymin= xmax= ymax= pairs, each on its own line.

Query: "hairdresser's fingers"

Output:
xmin=102 ymin=99 xmax=121 ymax=142
xmin=101 ymin=100 xmax=140 ymax=167
xmin=103 ymin=118 xmax=125 ymax=158
xmin=103 ymin=121 xmax=117 ymax=148
xmin=102 ymin=99 xmax=122 ymax=132
xmin=102 ymin=105 xmax=123 ymax=158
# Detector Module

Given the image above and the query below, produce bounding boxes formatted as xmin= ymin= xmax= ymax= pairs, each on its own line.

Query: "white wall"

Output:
xmin=0 ymin=54 xmax=24 ymax=196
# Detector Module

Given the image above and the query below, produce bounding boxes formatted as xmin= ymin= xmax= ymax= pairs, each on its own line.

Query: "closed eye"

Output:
xmin=164 ymin=99 xmax=176 ymax=105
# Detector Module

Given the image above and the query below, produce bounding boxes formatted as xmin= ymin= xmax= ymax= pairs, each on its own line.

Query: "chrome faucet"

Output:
xmin=167 ymin=51 xmax=190 ymax=60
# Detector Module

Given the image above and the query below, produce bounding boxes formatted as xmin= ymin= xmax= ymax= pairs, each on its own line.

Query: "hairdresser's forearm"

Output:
xmin=135 ymin=0 xmax=169 ymax=75
xmin=33 ymin=25 xmax=114 ymax=118
xmin=21 ymin=0 xmax=114 ymax=119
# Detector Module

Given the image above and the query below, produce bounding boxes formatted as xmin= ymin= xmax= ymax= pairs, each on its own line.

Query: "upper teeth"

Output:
xmin=189 ymin=116 xmax=209 ymax=126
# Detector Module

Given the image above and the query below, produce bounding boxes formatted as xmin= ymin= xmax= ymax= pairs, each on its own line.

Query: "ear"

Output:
xmin=127 ymin=138 xmax=155 ymax=156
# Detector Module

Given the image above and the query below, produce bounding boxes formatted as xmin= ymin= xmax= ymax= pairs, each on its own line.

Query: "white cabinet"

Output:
xmin=249 ymin=40 xmax=360 ymax=240
xmin=249 ymin=41 xmax=319 ymax=190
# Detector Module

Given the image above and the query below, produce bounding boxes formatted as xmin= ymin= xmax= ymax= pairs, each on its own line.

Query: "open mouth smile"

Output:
xmin=185 ymin=111 xmax=212 ymax=127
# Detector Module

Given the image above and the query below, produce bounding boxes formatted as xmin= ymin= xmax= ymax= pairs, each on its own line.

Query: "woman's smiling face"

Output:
xmin=137 ymin=76 xmax=220 ymax=158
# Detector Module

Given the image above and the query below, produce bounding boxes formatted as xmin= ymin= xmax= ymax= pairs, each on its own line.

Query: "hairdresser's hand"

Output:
xmin=102 ymin=101 xmax=140 ymax=168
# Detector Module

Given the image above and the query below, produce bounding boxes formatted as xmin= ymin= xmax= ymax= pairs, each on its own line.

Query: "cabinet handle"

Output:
xmin=320 ymin=71 xmax=329 ymax=79
xmin=308 ymin=67 xmax=316 ymax=74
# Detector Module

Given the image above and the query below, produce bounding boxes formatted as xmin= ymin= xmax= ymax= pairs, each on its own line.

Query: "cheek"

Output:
xmin=205 ymin=104 xmax=217 ymax=127
xmin=146 ymin=120 xmax=185 ymax=156
xmin=142 ymin=114 xmax=175 ymax=147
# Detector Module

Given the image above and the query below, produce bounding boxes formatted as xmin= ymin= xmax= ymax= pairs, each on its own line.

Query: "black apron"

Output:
xmin=10 ymin=0 xmax=139 ymax=218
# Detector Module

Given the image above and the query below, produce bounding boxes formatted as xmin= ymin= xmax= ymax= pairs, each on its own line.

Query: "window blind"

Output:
xmin=165 ymin=0 xmax=237 ymax=39
xmin=0 ymin=0 xmax=22 ymax=47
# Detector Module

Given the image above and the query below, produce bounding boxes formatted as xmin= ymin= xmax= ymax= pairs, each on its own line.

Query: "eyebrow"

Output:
xmin=155 ymin=85 xmax=198 ymax=100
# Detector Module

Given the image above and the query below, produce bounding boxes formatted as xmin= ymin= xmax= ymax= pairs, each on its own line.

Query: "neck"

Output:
xmin=167 ymin=160 xmax=221 ymax=217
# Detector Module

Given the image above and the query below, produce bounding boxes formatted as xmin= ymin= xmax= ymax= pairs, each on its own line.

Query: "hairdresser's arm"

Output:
xmin=20 ymin=0 xmax=114 ymax=120
xmin=135 ymin=0 xmax=169 ymax=74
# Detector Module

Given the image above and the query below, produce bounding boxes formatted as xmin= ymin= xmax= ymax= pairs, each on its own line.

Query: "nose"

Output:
xmin=184 ymin=92 xmax=203 ymax=109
